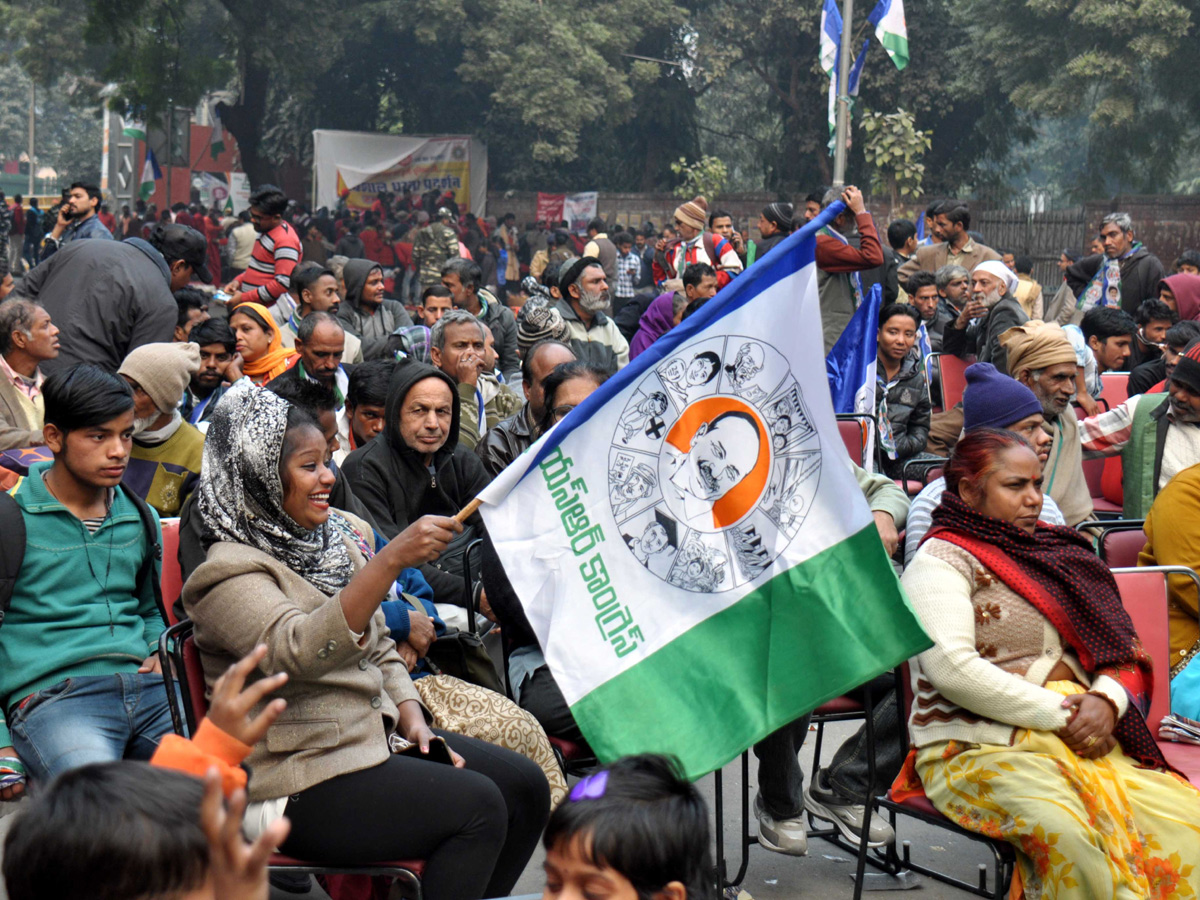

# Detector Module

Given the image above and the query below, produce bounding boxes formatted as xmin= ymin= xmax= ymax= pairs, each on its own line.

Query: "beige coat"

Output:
xmin=181 ymin=513 xmax=420 ymax=801
xmin=0 ymin=370 xmax=44 ymax=450
xmin=898 ymin=240 xmax=1002 ymax=283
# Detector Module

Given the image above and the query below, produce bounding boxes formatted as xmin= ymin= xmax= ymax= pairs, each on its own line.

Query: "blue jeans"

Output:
xmin=9 ymin=673 xmax=176 ymax=783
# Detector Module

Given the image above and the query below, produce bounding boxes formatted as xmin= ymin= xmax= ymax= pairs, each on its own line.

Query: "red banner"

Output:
xmin=536 ymin=192 xmax=565 ymax=225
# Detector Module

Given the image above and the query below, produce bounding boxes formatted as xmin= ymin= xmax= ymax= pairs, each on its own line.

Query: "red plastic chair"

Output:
xmin=159 ymin=519 xmax=183 ymax=626
xmin=1100 ymin=372 xmax=1130 ymax=410
xmin=1082 ymin=457 xmax=1123 ymax=516
xmin=837 ymin=417 xmax=868 ymax=468
xmin=1096 ymin=521 xmax=1146 ymax=568
xmin=158 ymin=621 xmax=426 ymax=898
xmin=931 ymin=353 xmax=969 ymax=410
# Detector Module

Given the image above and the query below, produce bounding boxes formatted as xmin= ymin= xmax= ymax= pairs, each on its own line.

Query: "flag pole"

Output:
xmin=454 ymin=498 xmax=483 ymax=523
xmin=832 ymin=0 xmax=855 ymax=189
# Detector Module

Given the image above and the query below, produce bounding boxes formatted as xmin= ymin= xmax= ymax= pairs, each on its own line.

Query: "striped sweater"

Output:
xmin=236 ymin=221 xmax=302 ymax=306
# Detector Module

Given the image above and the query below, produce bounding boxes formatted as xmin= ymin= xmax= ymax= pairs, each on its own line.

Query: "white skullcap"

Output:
xmin=972 ymin=260 xmax=1018 ymax=295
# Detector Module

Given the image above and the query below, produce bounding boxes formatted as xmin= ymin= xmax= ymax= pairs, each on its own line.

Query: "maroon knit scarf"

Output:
xmin=926 ymin=491 xmax=1167 ymax=770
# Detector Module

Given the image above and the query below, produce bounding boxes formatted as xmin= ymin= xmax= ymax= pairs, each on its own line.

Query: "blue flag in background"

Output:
xmin=826 ymin=283 xmax=882 ymax=415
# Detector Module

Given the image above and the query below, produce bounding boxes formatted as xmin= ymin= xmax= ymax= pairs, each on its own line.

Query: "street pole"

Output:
xmin=28 ymin=81 xmax=35 ymax=196
xmin=166 ymin=101 xmax=174 ymax=206
xmin=832 ymin=0 xmax=854 ymax=190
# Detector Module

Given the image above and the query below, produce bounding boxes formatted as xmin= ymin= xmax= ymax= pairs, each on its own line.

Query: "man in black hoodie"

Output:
xmin=336 ymin=258 xmax=413 ymax=360
xmin=342 ymin=358 xmax=490 ymax=606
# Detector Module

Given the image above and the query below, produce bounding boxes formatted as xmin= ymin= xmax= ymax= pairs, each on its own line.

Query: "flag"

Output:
xmin=210 ymin=108 xmax=226 ymax=160
xmin=819 ymin=0 xmax=842 ymax=78
xmin=848 ymin=38 xmax=870 ymax=97
xmin=122 ymin=116 xmax=147 ymax=142
xmin=868 ymin=0 xmax=910 ymax=70
xmin=826 ymin=283 xmax=882 ymax=416
xmin=139 ymin=148 xmax=162 ymax=202
xmin=476 ymin=206 xmax=930 ymax=778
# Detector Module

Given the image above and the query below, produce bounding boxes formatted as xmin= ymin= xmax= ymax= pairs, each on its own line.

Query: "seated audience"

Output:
xmin=541 ymin=754 xmax=712 ymax=900
xmin=1080 ymin=342 xmax=1200 ymax=518
xmin=476 ymin=339 xmax=576 ymax=479
xmin=269 ymin=311 xmax=353 ymax=462
xmin=275 ymin=261 xmax=364 ymax=364
xmin=430 ymin=309 xmax=523 ymax=451
xmin=172 ymin=287 xmax=209 ymax=342
xmin=1000 ymin=321 xmax=1094 ymax=526
xmin=417 ymin=284 xmax=453 ymax=328
xmin=441 ymin=257 xmax=520 ymax=383
xmin=1156 ymin=271 xmax=1200 ymax=321
xmin=118 ymin=342 xmax=205 ymax=517
xmin=899 ymin=428 xmax=1200 ymax=895
xmin=934 ymin=264 xmax=970 ymax=333
xmin=904 ymin=271 xmax=942 ymax=346
xmin=0 ymin=299 xmax=58 ymax=450
xmin=943 ymin=261 xmax=1029 ymax=375
xmin=181 ymin=318 xmax=236 ymax=428
xmin=875 ymin=302 xmax=933 ymax=478
xmin=342 ymin=358 xmax=491 ymax=607
xmin=1128 ymin=320 xmax=1200 ymax=396
xmin=345 ymin=357 xmax=395 ymax=452
xmin=482 ymin=361 xmax=610 ymax=747
xmin=905 ymin=362 xmax=1065 ymax=563
xmin=228 ymin=302 xmax=295 ymax=386
xmin=0 ymin=366 xmax=169 ymax=800
xmin=183 ymin=379 xmax=549 ymax=898
xmin=553 ymin=257 xmax=630 ymax=374
xmin=629 ymin=263 xmax=718 ymax=360
xmin=336 ymin=258 xmax=413 ymax=360
xmin=516 ymin=302 xmax=571 ymax=358
xmin=1139 ymin=461 xmax=1200 ymax=718
xmin=1126 ymin=297 xmax=1177 ymax=373
xmin=1064 ymin=306 xmax=1135 ymax=416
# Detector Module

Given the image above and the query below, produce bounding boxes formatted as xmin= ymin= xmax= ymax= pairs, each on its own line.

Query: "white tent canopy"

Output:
xmin=312 ymin=129 xmax=487 ymax=216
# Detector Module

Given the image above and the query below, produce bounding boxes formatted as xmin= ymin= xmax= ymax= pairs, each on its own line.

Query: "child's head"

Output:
xmin=3 ymin=761 xmax=212 ymax=900
xmin=542 ymin=754 xmax=713 ymax=900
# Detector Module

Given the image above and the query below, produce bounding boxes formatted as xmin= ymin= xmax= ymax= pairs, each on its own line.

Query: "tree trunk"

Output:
xmin=219 ymin=51 xmax=272 ymax=188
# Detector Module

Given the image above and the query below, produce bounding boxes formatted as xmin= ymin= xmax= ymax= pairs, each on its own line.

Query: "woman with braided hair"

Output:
xmin=897 ymin=428 xmax=1200 ymax=897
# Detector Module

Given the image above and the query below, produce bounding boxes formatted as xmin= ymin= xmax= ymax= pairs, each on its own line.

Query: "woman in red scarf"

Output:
xmin=900 ymin=428 xmax=1200 ymax=898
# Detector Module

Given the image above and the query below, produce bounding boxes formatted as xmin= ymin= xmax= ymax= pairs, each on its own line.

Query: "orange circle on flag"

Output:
xmin=664 ymin=396 xmax=771 ymax=529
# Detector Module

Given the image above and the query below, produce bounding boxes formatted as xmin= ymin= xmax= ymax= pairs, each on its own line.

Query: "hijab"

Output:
xmin=231 ymin=302 xmax=295 ymax=384
xmin=196 ymin=379 xmax=355 ymax=595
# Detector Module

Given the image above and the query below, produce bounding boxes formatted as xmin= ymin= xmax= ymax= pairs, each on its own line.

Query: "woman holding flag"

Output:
xmin=899 ymin=428 xmax=1200 ymax=896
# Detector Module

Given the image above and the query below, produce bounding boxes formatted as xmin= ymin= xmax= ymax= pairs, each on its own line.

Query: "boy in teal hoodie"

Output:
xmin=0 ymin=365 xmax=168 ymax=801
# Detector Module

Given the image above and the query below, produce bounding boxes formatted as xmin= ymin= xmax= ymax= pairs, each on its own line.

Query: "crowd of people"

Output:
xmin=1 ymin=177 xmax=1200 ymax=900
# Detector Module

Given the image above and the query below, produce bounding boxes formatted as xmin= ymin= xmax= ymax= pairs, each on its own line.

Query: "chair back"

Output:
xmin=1101 ymin=456 xmax=1124 ymax=507
xmin=837 ymin=417 xmax=867 ymax=467
xmin=1098 ymin=523 xmax=1145 ymax=568
xmin=934 ymin=353 xmax=968 ymax=410
xmin=160 ymin=519 xmax=183 ymax=626
xmin=1111 ymin=567 xmax=1183 ymax=732
xmin=1100 ymin=372 xmax=1129 ymax=410
xmin=159 ymin=619 xmax=208 ymax=736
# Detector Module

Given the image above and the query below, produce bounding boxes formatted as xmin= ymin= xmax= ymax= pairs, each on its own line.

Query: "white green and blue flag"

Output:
xmin=868 ymin=0 xmax=910 ymax=70
xmin=477 ymin=206 xmax=930 ymax=778
xmin=122 ymin=116 xmax=147 ymax=142
xmin=139 ymin=148 xmax=162 ymax=202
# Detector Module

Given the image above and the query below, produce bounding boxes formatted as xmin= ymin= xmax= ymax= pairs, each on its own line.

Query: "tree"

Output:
xmin=861 ymin=108 xmax=930 ymax=210
xmin=949 ymin=0 xmax=1196 ymax=197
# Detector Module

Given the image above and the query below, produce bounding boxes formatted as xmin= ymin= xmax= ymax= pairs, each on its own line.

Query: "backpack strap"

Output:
xmin=0 ymin=490 xmax=26 ymax=631
xmin=122 ymin=488 xmax=166 ymax=626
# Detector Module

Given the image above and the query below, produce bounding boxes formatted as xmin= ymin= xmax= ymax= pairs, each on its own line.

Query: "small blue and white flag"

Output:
xmin=474 ymin=208 xmax=928 ymax=778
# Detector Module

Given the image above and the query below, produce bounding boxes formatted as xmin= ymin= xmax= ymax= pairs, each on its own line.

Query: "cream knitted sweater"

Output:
xmin=902 ymin=538 xmax=1129 ymax=748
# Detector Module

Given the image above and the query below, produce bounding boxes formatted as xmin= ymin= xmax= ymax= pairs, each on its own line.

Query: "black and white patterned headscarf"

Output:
xmin=196 ymin=379 xmax=355 ymax=596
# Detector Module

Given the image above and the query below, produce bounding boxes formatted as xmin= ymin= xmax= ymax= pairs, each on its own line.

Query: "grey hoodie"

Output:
xmin=336 ymin=259 xmax=413 ymax=360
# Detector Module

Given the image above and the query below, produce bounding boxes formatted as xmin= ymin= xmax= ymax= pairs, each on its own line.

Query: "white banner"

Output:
xmin=563 ymin=191 xmax=598 ymax=234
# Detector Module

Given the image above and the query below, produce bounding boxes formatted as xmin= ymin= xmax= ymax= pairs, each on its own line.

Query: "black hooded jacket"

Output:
xmin=341 ymin=358 xmax=491 ymax=604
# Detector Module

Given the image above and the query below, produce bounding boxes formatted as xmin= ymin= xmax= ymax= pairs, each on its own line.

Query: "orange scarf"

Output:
xmin=235 ymin=302 xmax=296 ymax=385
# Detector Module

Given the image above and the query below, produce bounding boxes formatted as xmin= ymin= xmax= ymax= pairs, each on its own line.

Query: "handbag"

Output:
xmin=425 ymin=629 xmax=503 ymax=693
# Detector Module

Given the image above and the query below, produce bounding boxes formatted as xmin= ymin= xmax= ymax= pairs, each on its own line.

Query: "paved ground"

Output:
xmin=512 ymin=719 xmax=1004 ymax=900
xmin=0 ymin=720 xmax=1003 ymax=900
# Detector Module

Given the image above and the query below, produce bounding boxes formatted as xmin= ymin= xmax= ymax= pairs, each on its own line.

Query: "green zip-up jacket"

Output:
xmin=0 ymin=462 xmax=163 ymax=746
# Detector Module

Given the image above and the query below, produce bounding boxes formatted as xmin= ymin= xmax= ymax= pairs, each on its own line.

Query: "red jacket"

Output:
xmin=814 ymin=212 xmax=884 ymax=272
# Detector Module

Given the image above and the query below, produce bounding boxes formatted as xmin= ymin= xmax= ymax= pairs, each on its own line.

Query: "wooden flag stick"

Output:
xmin=454 ymin=497 xmax=482 ymax=523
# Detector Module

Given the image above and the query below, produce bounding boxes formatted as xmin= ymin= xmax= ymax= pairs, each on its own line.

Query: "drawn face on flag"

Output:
xmin=608 ymin=333 xmax=821 ymax=592
xmin=664 ymin=397 xmax=770 ymax=530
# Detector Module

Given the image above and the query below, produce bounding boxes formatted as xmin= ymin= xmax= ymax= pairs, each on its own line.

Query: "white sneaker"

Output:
xmin=753 ymin=793 xmax=808 ymax=856
xmin=803 ymin=783 xmax=895 ymax=848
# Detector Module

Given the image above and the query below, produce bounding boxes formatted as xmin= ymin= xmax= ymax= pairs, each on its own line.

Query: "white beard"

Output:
xmin=579 ymin=287 xmax=611 ymax=314
xmin=132 ymin=414 xmax=160 ymax=437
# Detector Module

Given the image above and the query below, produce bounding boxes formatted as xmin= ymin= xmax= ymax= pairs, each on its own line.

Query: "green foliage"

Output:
xmin=669 ymin=154 xmax=728 ymax=199
xmin=861 ymin=109 xmax=931 ymax=206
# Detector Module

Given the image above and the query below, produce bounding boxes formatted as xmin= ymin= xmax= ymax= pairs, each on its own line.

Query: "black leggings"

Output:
xmin=281 ymin=730 xmax=550 ymax=900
